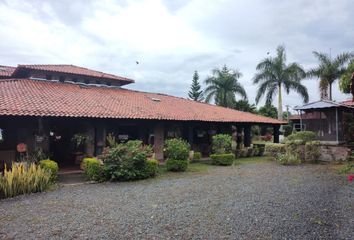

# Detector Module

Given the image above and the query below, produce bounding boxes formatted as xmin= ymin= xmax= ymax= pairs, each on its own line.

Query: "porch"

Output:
xmin=0 ymin=116 xmax=281 ymax=170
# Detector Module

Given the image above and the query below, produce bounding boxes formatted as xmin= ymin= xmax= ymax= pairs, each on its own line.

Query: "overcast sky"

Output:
xmin=0 ymin=0 xmax=353 ymax=111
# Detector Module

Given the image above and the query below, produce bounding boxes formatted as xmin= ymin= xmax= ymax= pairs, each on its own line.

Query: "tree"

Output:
xmin=257 ymin=104 xmax=278 ymax=119
xmin=234 ymin=99 xmax=256 ymax=113
xmin=253 ymin=45 xmax=309 ymax=120
xmin=307 ymin=51 xmax=353 ymax=100
xmin=339 ymin=60 xmax=354 ymax=94
xmin=204 ymin=65 xmax=247 ymax=108
xmin=188 ymin=71 xmax=204 ymax=101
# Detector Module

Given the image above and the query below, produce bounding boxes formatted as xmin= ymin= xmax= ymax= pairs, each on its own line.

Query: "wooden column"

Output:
xmin=273 ymin=125 xmax=280 ymax=143
xmin=243 ymin=125 xmax=251 ymax=147
xmin=153 ymin=122 xmax=165 ymax=160
xmin=236 ymin=126 xmax=243 ymax=149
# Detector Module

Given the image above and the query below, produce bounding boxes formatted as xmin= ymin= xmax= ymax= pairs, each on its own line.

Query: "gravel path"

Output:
xmin=0 ymin=161 xmax=353 ymax=240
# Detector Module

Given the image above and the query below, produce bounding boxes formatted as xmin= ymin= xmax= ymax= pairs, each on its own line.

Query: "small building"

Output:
xmin=294 ymin=100 xmax=354 ymax=144
xmin=0 ymin=64 xmax=284 ymax=170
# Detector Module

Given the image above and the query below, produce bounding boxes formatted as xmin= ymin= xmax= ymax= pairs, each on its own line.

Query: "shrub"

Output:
xmin=285 ymin=141 xmax=305 ymax=160
xmin=286 ymin=131 xmax=316 ymax=144
xmin=144 ymin=159 xmax=159 ymax=177
xmin=246 ymin=147 xmax=255 ymax=157
xmin=283 ymin=125 xmax=293 ymax=137
xmin=305 ymin=141 xmax=321 ymax=163
xmin=260 ymin=133 xmax=272 ymax=141
xmin=165 ymin=159 xmax=188 ymax=171
xmin=82 ymin=158 xmax=103 ymax=181
xmin=164 ymin=138 xmax=190 ymax=172
xmin=338 ymin=163 xmax=354 ymax=174
xmin=39 ymin=159 xmax=59 ymax=182
xmin=240 ymin=148 xmax=248 ymax=158
xmin=193 ymin=152 xmax=202 ymax=161
xmin=164 ymin=138 xmax=190 ymax=160
xmin=253 ymin=144 xmax=265 ymax=156
xmin=276 ymin=153 xmax=301 ymax=165
xmin=212 ymin=134 xmax=232 ymax=154
xmin=0 ymin=162 xmax=51 ymax=199
xmin=265 ymin=143 xmax=286 ymax=158
xmin=101 ymin=140 xmax=153 ymax=181
xmin=210 ymin=153 xmax=235 ymax=166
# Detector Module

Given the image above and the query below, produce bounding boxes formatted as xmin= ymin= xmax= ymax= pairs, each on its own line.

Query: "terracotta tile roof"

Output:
xmin=0 ymin=79 xmax=284 ymax=124
xmin=0 ymin=65 xmax=16 ymax=77
xmin=341 ymin=99 xmax=354 ymax=106
xmin=14 ymin=64 xmax=134 ymax=84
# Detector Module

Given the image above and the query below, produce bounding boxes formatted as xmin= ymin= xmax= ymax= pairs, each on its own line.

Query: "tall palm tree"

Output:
xmin=204 ymin=65 xmax=247 ymax=108
xmin=307 ymin=51 xmax=353 ymax=100
xmin=253 ymin=45 xmax=309 ymax=120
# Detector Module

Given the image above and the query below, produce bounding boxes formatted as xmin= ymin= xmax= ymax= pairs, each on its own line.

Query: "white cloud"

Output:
xmin=0 ymin=0 xmax=353 ymax=112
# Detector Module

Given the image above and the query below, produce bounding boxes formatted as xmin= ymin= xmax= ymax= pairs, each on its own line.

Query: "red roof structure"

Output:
xmin=0 ymin=65 xmax=16 ymax=78
xmin=0 ymin=79 xmax=284 ymax=124
xmin=12 ymin=64 xmax=134 ymax=84
xmin=341 ymin=99 xmax=354 ymax=106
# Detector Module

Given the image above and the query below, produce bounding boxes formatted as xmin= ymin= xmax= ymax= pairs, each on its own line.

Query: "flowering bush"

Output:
xmin=348 ymin=174 xmax=354 ymax=182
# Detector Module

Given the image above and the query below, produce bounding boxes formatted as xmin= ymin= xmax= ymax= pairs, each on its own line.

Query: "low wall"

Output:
xmin=319 ymin=145 xmax=351 ymax=162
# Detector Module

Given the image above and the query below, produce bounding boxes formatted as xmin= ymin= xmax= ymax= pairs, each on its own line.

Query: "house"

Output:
xmin=0 ymin=64 xmax=284 ymax=169
xmin=294 ymin=99 xmax=354 ymax=144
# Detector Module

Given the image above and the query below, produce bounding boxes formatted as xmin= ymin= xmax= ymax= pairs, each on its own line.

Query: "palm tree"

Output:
xmin=307 ymin=51 xmax=353 ymax=100
xmin=253 ymin=45 xmax=309 ymax=120
xmin=204 ymin=65 xmax=247 ymax=108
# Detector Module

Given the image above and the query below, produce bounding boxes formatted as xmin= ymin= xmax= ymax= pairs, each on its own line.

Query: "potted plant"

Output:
xmin=71 ymin=133 xmax=90 ymax=165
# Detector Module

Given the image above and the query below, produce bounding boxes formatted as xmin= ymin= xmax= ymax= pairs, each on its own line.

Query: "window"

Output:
xmin=46 ymin=75 xmax=52 ymax=80
xmin=59 ymin=76 xmax=65 ymax=82
xmin=84 ymin=79 xmax=90 ymax=84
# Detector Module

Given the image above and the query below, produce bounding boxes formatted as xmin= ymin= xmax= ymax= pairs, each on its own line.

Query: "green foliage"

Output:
xmin=71 ymin=133 xmax=90 ymax=149
xmin=338 ymin=162 xmax=354 ymax=174
xmin=265 ymin=143 xmax=286 ymax=158
xmin=165 ymin=159 xmax=188 ymax=172
xmin=283 ymin=125 xmax=293 ymax=137
xmin=164 ymin=138 xmax=190 ymax=172
xmin=204 ymin=65 xmax=247 ymax=108
xmin=286 ymin=131 xmax=316 ymax=144
xmin=339 ymin=60 xmax=354 ymax=94
xmin=0 ymin=162 xmax=52 ymax=199
xmin=276 ymin=152 xmax=301 ymax=165
xmin=305 ymin=141 xmax=321 ymax=163
xmin=188 ymin=71 xmax=204 ymax=101
xmin=234 ymin=99 xmax=257 ymax=113
xmin=257 ymin=104 xmax=278 ymax=119
xmin=39 ymin=159 xmax=58 ymax=182
xmin=82 ymin=158 xmax=103 ymax=181
xmin=308 ymin=51 xmax=353 ymax=100
xmin=101 ymin=140 xmax=154 ymax=181
xmin=253 ymin=144 xmax=265 ymax=156
xmin=212 ymin=134 xmax=232 ymax=154
xmin=210 ymin=153 xmax=235 ymax=166
xmin=144 ymin=159 xmax=159 ymax=177
xmin=164 ymin=138 xmax=190 ymax=160
xmin=106 ymin=132 xmax=117 ymax=147
xmin=193 ymin=152 xmax=202 ymax=161
xmin=253 ymin=45 xmax=308 ymax=120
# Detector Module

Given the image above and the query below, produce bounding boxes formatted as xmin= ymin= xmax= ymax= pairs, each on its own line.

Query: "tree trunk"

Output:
xmin=278 ymin=83 xmax=283 ymax=120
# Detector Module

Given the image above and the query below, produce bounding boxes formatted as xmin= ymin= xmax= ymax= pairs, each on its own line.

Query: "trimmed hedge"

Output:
xmin=39 ymin=159 xmax=59 ymax=182
xmin=304 ymin=141 xmax=321 ymax=163
xmin=165 ymin=159 xmax=188 ymax=171
xmin=210 ymin=153 xmax=235 ymax=166
xmin=276 ymin=152 xmax=301 ymax=165
xmin=82 ymin=158 xmax=102 ymax=181
xmin=286 ymin=131 xmax=316 ymax=144
xmin=265 ymin=143 xmax=286 ymax=158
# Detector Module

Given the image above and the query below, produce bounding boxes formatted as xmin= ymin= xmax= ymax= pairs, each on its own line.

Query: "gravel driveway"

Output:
xmin=0 ymin=160 xmax=353 ymax=240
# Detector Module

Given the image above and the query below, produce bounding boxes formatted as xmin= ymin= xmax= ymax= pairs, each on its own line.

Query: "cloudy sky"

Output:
xmin=0 ymin=0 xmax=353 ymax=111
